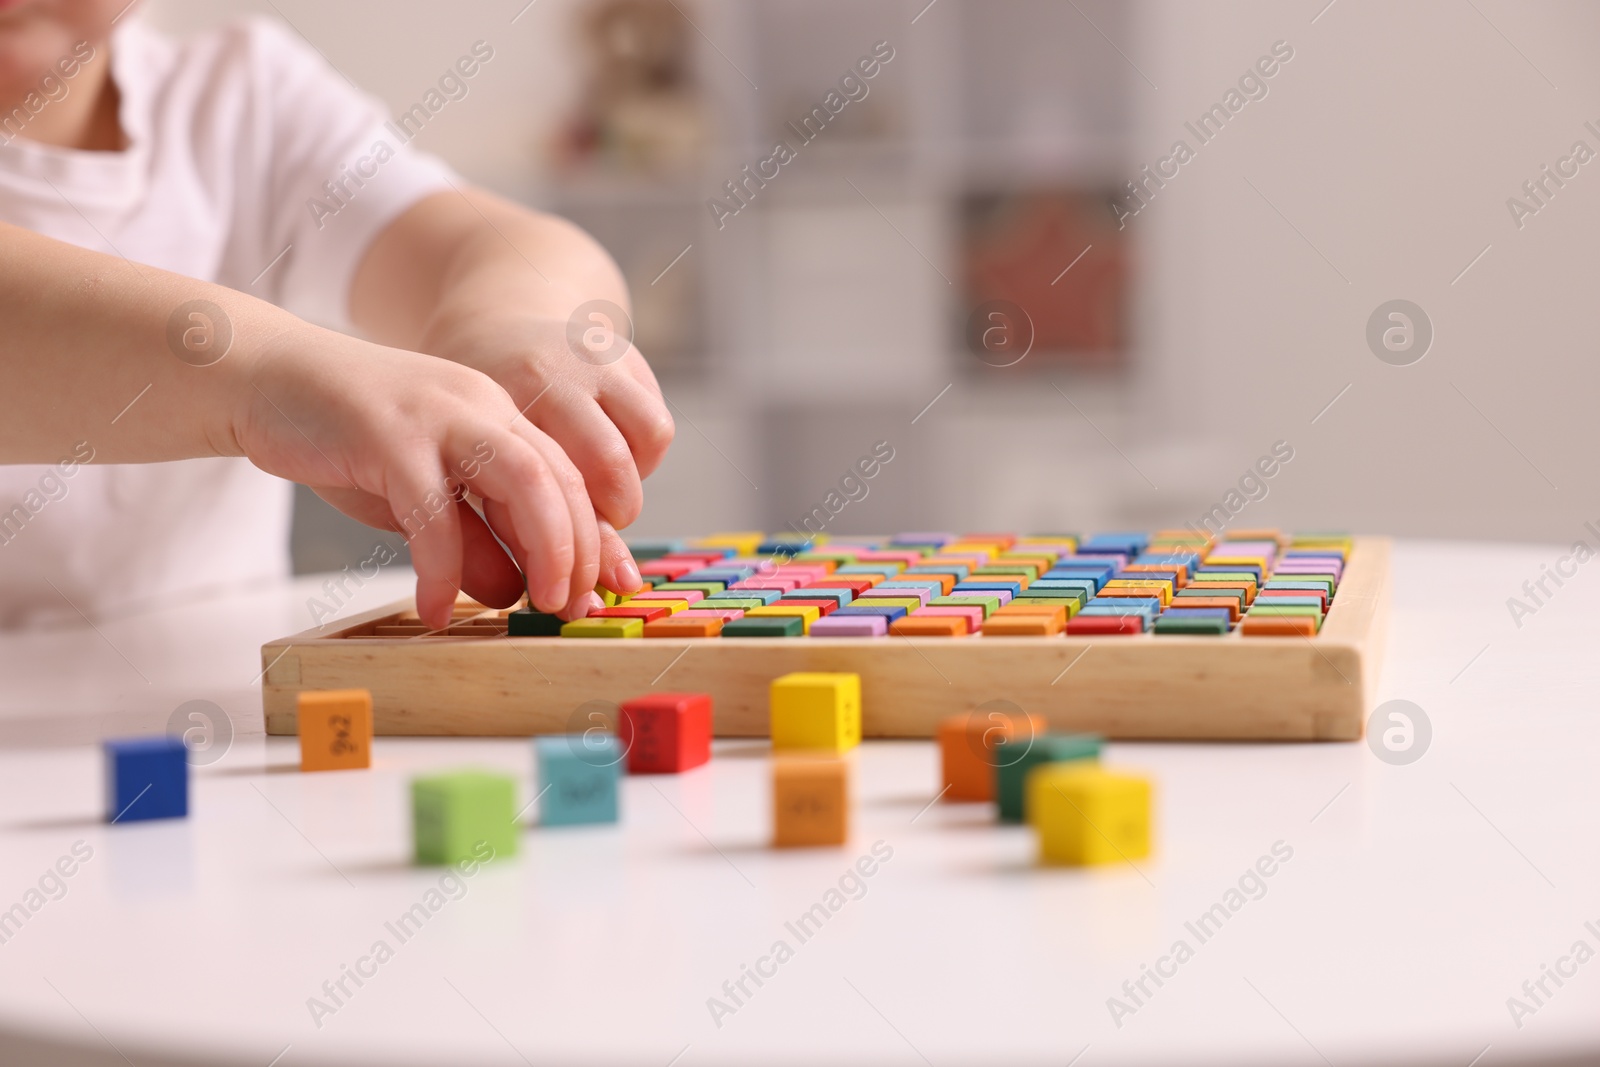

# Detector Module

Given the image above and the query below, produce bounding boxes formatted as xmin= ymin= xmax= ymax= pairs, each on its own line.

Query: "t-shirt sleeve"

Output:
xmin=220 ymin=17 xmax=459 ymax=331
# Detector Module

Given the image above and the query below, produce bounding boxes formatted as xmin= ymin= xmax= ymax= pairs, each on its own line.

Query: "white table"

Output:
xmin=0 ymin=541 xmax=1596 ymax=1067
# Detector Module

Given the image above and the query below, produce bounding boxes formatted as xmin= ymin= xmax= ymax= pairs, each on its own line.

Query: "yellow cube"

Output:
xmin=770 ymin=672 xmax=861 ymax=752
xmin=560 ymin=617 xmax=643 ymax=639
xmin=1027 ymin=764 xmax=1152 ymax=866
xmin=694 ymin=531 xmax=765 ymax=556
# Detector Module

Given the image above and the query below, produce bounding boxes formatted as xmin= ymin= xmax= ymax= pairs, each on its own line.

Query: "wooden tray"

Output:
xmin=261 ymin=537 xmax=1389 ymax=741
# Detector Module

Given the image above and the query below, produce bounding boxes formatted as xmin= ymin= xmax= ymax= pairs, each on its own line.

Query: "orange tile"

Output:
xmin=982 ymin=614 xmax=1064 ymax=636
xmin=643 ymin=617 xmax=724 ymax=638
xmin=936 ymin=709 xmax=1047 ymax=801
xmin=889 ymin=615 xmax=969 ymax=637
xmin=298 ymin=689 xmax=372 ymax=772
xmin=1240 ymin=615 xmax=1317 ymax=637
xmin=773 ymin=757 xmax=850 ymax=846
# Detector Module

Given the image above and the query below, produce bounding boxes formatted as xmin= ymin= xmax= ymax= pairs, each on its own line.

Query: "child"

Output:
xmin=0 ymin=1 xmax=670 ymax=630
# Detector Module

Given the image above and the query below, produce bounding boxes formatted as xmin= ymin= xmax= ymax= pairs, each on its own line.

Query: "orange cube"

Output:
xmin=642 ymin=617 xmax=724 ymax=638
xmin=981 ymin=613 xmax=1064 ymax=636
xmin=772 ymin=757 xmax=850 ymax=847
xmin=937 ymin=708 xmax=1046 ymax=801
xmin=1240 ymin=615 xmax=1318 ymax=637
xmin=298 ymin=689 xmax=372 ymax=772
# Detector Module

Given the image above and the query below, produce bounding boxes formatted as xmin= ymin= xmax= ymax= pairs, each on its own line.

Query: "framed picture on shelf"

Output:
xmin=959 ymin=189 xmax=1131 ymax=371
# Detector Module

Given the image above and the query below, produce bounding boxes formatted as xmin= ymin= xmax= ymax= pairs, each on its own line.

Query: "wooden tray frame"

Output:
xmin=261 ymin=537 xmax=1389 ymax=741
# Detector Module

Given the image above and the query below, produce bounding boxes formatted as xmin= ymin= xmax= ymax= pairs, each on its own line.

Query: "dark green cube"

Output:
xmin=1154 ymin=616 xmax=1229 ymax=635
xmin=996 ymin=734 xmax=1101 ymax=823
xmin=507 ymin=609 xmax=564 ymax=637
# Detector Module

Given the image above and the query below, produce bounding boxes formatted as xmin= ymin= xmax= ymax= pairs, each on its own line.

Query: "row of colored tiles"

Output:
xmin=509 ymin=536 xmax=1350 ymax=639
xmin=626 ymin=529 xmax=1349 ymax=563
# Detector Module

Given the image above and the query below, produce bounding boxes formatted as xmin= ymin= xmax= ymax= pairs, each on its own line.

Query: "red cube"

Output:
xmin=618 ymin=692 xmax=713 ymax=774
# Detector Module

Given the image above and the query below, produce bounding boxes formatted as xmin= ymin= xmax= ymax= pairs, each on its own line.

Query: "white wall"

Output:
xmin=144 ymin=0 xmax=1600 ymax=549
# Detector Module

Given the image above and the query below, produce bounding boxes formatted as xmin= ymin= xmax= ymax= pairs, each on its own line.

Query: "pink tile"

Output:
xmin=809 ymin=615 xmax=888 ymax=637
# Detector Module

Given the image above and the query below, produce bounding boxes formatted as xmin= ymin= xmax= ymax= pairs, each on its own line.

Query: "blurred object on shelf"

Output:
xmin=552 ymin=0 xmax=710 ymax=176
xmin=961 ymin=189 xmax=1130 ymax=369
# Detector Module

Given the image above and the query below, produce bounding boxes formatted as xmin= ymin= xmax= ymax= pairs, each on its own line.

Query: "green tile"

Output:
xmin=412 ymin=770 xmax=518 ymax=866
xmin=996 ymin=734 xmax=1102 ymax=823
xmin=931 ymin=594 xmax=1000 ymax=618
xmin=721 ymin=616 xmax=805 ymax=638
xmin=1153 ymin=616 xmax=1228 ymax=635
xmin=507 ymin=609 xmax=563 ymax=637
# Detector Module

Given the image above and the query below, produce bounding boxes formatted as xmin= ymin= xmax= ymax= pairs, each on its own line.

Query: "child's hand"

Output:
xmin=235 ymin=325 xmax=618 ymax=629
xmin=419 ymin=305 xmax=674 ymax=545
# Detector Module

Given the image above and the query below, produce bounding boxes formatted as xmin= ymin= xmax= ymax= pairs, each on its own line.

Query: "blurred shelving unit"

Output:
xmin=523 ymin=0 xmax=1209 ymax=535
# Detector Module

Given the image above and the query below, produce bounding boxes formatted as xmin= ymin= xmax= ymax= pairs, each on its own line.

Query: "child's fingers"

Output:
xmin=529 ymin=394 xmax=643 ymax=529
xmin=469 ymin=433 xmax=579 ymax=614
xmin=455 ymin=498 xmax=525 ymax=608
xmin=597 ymin=376 xmax=675 ymax=479
xmin=388 ymin=461 xmax=465 ymax=630
xmin=513 ymin=426 xmax=602 ymax=615
xmin=595 ymin=517 xmax=643 ymax=594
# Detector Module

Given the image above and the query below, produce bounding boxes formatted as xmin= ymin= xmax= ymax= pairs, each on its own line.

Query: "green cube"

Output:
xmin=996 ymin=734 xmax=1101 ymax=823
xmin=412 ymin=771 xmax=518 ymax=866
xmin=931 ymin=594 xmax=1000 ymax=618
xmin=1153 ymin=615 xmax=1229 ymax=635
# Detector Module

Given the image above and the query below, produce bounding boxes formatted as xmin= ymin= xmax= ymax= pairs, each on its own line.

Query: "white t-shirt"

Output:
xmin=0 ymin=17 xmax=457 ymax=628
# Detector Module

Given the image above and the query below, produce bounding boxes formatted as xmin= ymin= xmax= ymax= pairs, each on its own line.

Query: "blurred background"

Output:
xmin=142 ymin=0 xmax=1600 ymax=570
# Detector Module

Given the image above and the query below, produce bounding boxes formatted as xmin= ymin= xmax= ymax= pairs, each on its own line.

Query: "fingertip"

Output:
xmin=615 ymin=554 xmax=642 ymax=593
xmin=415 ymin=577 xmax=459 ymax=631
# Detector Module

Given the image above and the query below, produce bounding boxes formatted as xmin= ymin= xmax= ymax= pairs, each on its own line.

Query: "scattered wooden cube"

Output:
xmin=104 ymin=736 xmax=188 ymax=822
xmin=995 ymin=733 xmax=1102 ymax=823
xmin=297 ymin=689 xmax=372 ymax=772
xmin=411 ymin=771 xmax=518 ymax=866
xmin=936 ymin=707 xmax=1046 ymax=801
xmin=772 ymin=757 xmax=850 ymax=847
xmin=770 ymin=672 xmax=861 ymax=753
xmin=535 ymin=735 xmax=621 ymax=826
xmin=1028 ymin=764 xmax=1152 ymax=866
xmin=618 ymin=692 xmax=712 ymax=773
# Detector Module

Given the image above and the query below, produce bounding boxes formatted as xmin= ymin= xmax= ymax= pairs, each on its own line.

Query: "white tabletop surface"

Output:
xmin=0 ymin=540 xmax=1596 ymax=1067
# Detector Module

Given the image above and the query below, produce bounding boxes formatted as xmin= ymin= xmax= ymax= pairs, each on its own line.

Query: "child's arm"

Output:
xmin=349 ymin=187 xmax=674 ymax=573
xmin=0 ymin=221 xmax=612 ymax=628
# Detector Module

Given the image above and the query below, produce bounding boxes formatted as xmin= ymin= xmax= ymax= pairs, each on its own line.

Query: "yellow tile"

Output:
xmin=850 ymin=596 xmax=922 ymax=611
xmin=1027 ymin=764 xmax=1152 ymax=866
xmin=560 ymin=617 xmax=643 ymax=639
xmin=695 ymin=531 xmax=765 ymax=556
xmin=747 ymin=604 xmax=821 ymax=634
xmin=770 ymin=672 xmax=861 ymax=752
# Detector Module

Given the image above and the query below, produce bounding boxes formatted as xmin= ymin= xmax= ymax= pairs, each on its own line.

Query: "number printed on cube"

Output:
xmin=298 ymin=689 xmax=372 ymax=772
xmin=618 ymin=692 xmax=712 ymax=774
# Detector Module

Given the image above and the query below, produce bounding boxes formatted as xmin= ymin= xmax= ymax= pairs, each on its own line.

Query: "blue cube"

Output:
xmin=104 ymin=736 xmax=189 ymax=822
xmin=535 ymin=734 xmax=620 ymax=827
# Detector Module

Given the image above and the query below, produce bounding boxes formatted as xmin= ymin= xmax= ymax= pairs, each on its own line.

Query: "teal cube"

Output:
xmin=411 ymin=770 xmax=518 ymax=866
xmin=995 ymin=734 xmax=1101 ymax=823
xmin=535 ymin=734 xmax=621 ymax=826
